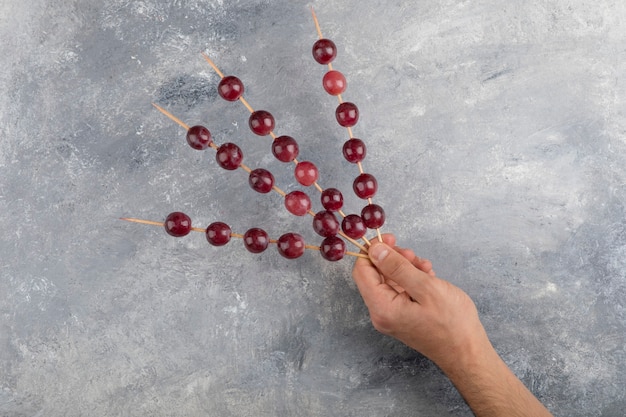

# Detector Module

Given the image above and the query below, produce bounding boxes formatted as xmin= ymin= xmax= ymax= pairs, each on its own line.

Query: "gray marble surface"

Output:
xmin=1 ymin=1 xmax=625 ymax=416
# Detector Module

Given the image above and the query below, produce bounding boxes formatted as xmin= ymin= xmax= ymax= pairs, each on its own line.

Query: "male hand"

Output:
xmin=352 ymin=234 xmax=554 ymax=417
xmin=352 ymin=234 xmax=491 ymax=374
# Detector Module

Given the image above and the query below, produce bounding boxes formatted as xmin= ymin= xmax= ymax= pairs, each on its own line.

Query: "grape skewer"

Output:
xmin=311 ymin=8 xmax=385 ymax=243
xmin=119 ymin=217 xmax=368 ymax=260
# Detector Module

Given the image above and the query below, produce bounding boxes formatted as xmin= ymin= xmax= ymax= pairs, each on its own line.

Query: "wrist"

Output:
xmin=436 ymin=331 xmax=499 ymax=383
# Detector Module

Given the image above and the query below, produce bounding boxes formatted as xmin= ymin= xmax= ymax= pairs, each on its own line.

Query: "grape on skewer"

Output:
xmin=272 ymin=135 xmax=299 ymax=162
xmin=248 ymin=168 xmax=275 ymax=194
xmin=341 ymin=214 xmax=367 ymax=240
xmin=312 ymin=210 xmax=340 ymax=237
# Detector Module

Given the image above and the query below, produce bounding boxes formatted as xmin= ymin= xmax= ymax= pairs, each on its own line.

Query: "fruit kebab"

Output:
xmin=311 ymin=8 xmax=385 ymax=243
xmin=120 ymin=213 xmax=367 ymax=261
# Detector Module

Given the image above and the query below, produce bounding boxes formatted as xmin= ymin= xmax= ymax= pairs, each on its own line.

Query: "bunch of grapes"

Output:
xmin=123 ymin=10 xmax=385 ymax=263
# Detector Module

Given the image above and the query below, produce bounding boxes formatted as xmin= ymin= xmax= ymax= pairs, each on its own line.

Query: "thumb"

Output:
xmin=368 ymin=241 xmax=427 ymax=300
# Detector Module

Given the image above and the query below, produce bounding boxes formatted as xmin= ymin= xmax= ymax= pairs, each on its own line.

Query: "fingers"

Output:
xmin=395 ymin=246 xmax=436 ymax=277
xmin=367 ymin=240 xmax=430 ymax=302
xmin=413 ymin=257 xmax=436 ymax=277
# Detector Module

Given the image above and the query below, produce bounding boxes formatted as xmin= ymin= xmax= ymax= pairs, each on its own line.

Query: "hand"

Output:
xmin=352 ymin=234 xmax=491 ymax=373
xmin=352 ymin=234 xmax=554 ymax=417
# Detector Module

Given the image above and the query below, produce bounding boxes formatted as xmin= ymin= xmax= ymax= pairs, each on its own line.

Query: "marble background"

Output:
xmin=1 ymin=0 xmax=624 ymax=416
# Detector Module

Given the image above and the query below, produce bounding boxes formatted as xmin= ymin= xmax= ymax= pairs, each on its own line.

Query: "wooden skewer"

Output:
xmin=120 ymin=217 xmax=206 ymax=233
xmin=152 ymin=103 xmax=190 ymax=131
xmin=311 ymin=7 xmax=323 ymax=40
xmin=151 ymin=103 xmax=368 ymax=252
xmin=120 ymin=217 xmax=368 ymax=259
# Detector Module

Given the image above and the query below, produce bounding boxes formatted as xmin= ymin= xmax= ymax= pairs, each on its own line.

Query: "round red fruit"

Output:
xmin=272 ymin=135 xmax=299 ymax=162
xmin=164 ymin=212 xmax=192 ymax=237
xmin=342 ymin=138 xmax=366 ymax=163
xmin=218 ymin=76 xmax=244 ymax=101
xmin=249 ymin=110 xmax=275 ymax=136
xmin=277 ymin=233 xmax=306 ymax=259
xmin=320 ymin=236 xmax=346 ymax=261
xmin=294 ymin=161 xmax=319 ymax=186
xmin=215 ymin=143 xmax=243 ymax=170
xmin=284 ymin=191 xmax=312 ymax=216
xmin=186 ymin=125 xmax=212 ymax=150
xmin=312 ymin=38 xmax=337 ymax=65
xmin=353 ymin=173 xmax=378 ymax=199
xmin=312 ymin=210 xmax=339 ymax=237
xmin=249 ymin=168 xmax=275 ymax=194
xmin=335 ymin=102 xmax=359 ymax=127
xmin=243 ymin=228 xmax=269 ymax=253
xmin=321 ymin=188 xmax=343 ymax=211
xmin=341 ymin=214 xmax=367 ymax=239
xmin=361 ymin=204 xmax=386 ymax=229
xmin=206 ymin=222 xmax=232 ymax=246
xmin=323 ymin=70 xmax=347 ymax=95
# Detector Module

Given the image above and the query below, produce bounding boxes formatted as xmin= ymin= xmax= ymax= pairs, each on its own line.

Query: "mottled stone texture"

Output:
xmin=1 ymin=1 xmax=624 ymax=416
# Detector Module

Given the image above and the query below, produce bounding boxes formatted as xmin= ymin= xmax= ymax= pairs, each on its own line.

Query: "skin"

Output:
xmin=352 ymin=234 xmax=553 ymax=417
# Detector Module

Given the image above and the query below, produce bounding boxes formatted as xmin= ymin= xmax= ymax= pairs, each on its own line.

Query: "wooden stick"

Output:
xmin=311 ymin=7 xmax=323 ymax=40
xmin=120 ymin=217 xmax=368 ymax=259
xmin=201 ymin=52 xmax=225 ymax=78
xmin=152 ymin=103 xmax=189 ymax=130
xmin=120 ymin=217 xmax=205 ymax=233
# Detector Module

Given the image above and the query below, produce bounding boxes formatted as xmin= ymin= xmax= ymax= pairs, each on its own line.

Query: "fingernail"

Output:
xmin=370 ymin=244 xmax=389 ymax=263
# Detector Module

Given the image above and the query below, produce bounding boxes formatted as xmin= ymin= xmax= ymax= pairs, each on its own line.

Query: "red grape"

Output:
xmin=353 ymin=173 xmax=378 ymax=199
xmin=249 ymin=110 xmax=275 ymax=136
xmin=186 ymin=125 xmax=212 ymax=150
xmin=218 ymin=76 xmax=244 ymax=101
xmin=312 ymin=38 xmax=337 ymax=64
xmin=336 ymin=102 xmax=359 ymax=127
xmin=361 ymin=204 xmax=385 ymax=229
xmin=277 ymin=233 xmax=305 ymax=259
xmin=272 ymin=135 xmax=299 ymax=162
xmin=284 ymin=191 xmax=311 ymax=216
xmin=294 ymin=161 xmax=319 ymax=186
xmin=320 ymin=236 xmax=346 ymax=261
xmin=215 ymin=143 xmax=243 ymax=170
xmin=342 ymin=138 xmax=366 ymax=163
xmin=321 ymin=188 xmax=343 ymax=211
xmin=249 ymin=168 xmax=275 ymax=194
xmin=164 ymin=212 xmax=192 ymax=237
xmin=322 ymin=70 xmax=347 ymax=95
xmin=341 ymin=214 xmax=367 ymax=239
xmin=312 ymin=210 xmax=339 ymax=237
xmin=243 ymin=228 xmax=269 ymax=253
xmin=206 ymin=221 xmax=232 ymax=246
